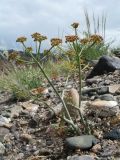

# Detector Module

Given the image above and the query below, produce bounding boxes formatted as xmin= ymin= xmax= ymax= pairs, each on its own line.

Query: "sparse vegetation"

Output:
xmin=0 ymin=12 xmax=110 ymax=135
xmin=1 ymin=10 xmax=120 ymax=160
xmin=0 ymin=65 xmax=43 ymax=100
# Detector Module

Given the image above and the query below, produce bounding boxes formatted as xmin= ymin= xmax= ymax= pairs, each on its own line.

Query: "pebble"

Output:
xmin=67 ymin=155 xmax=94 ymax=160
xmin=20 ymin=134 xmax=32 ymax=142
xmin=16 ymin=153 xmax=24 ymax=159
xmin=65 ymin=135 xmax=98 ymax=150
xmin=110 ymin=114 xmax=120 ymax=125
xmin=86 ymin=77 xmax=102 ymax=85
xmin=0 ymin=142 xmax=5 ymax=155
xmin=97 ymin=87 xmax=108 ymax=95
xmin=0 ymin=127 xmax=10 ymax=142
xmin=91 ymin=144 xmax=101 ymax=153
xmin=88 ymin=100 xmax=119 ymax=117
xmin=104 ymin=128 xmax=120 ymax=140
xmin=0 ymin=115 xmax=11 ymax=127
xmin=100 ymin=141 xmax=120 ymax=157
xmin=10 ymin=105 xmax=23 ymax=118
xmin=99 ymin=94 xmax=115 ymax=101
xmin=109 ymin=84 xmax=120 ymax=94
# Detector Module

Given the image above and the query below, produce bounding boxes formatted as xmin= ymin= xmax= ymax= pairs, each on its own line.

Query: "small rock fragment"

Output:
xmin=20 ymin=134 xmax=32 ymax=142
xmin=0 ymin=115 xmax=11 ymax=127
xmin=109 ymin=84 xmax=120 ymax=94
xmin=91 ymin=144 xmax=101 ymax=153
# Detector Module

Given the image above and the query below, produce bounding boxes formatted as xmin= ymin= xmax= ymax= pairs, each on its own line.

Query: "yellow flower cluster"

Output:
xmin=31 ymin=32 xmax=47 ymax=42
xmin=16 ymin=36 xmax=27 ymax=43
xmin=65 ymin=35 xmax=78 ymax=43
xmin=51 ymin=38 xmax=62 ymax=46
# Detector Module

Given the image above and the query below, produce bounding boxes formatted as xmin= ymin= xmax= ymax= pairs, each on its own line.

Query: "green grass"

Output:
xmin=0 ymin=64 xmax=43 ymax=100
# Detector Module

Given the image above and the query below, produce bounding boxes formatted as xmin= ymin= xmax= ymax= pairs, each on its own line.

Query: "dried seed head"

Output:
xmin=51 ymin=38 xmax=62 ymax=46
xmin=8 ymin=51 xmax=19 ymax=60
xmin=40 ymin=35 xmax=47 ymax=41
xmin=16 ymin=59 xmax=24 ymax=65
xmin=31 ymin=33 xmax=47 ymax=42
xmin=80 ymin=38 xmax=89 ymax=45
xmin=16 ymin=36 xmax=27 ymax=43
xmin=71 ymin=22 xmax=79 ymax=29
xmin=25 ymin=47 xmax=33 ymax=53
xmin=65 ymin=35 xmax=78 ymax=43
xmin=89 ymin=34 xmax=103 ymax=44
xmin=31 ymin=32 xmax=41 ymax=42
xmin=31 ymin=32 xmax=41 ymax=39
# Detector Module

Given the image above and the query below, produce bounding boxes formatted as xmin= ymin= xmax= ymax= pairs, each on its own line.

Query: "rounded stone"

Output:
xmin=65 ymin=135 xmax=98 ymax=150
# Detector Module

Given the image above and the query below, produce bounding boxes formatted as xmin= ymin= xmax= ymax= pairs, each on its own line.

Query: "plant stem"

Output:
xmin=40 ymin=46 xmax=54 ymax=63
xmin=36 ymin=41 xmax=38 ymax=54
xmin=29 ymin=52 xmax=74 ymax=124
xmin=37 ymin=42 xmax=41 ymax=59
xmin=77 ymin=54 xmax=82 ymax=108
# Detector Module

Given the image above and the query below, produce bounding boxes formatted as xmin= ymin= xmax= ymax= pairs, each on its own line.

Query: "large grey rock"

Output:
xmin=65 ymin=135 xmax=97 ymax=150
xmin=87 ymin=56 xmax=120 ymax=79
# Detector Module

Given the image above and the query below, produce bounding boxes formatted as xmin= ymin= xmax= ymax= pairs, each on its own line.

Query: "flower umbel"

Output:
xmin=16 ymin=36 xmax=27 ymax=43
xmin=51 ymin=38 xmax=62 ymax=46
xmin=25 ymin=47 xmax=33 ymax=53
xmin=65 ymin=35 xmax=78 ymax=43
xmin=31 ymin=32 xmax=41 ymax=39
xmin=71 ymin=22 xmax=79 ymax=29
xmin=80 ymin=38 xmax=89 ymax=45
xmin=89 ymin=34 xmax=103 ymax=44
xmin=40 ymin=35 xmax=47 ymax=41
xmin=31 ymin=32 xmax=47 ymax=42
xmin=8 ymin=51 xmax=19 ymax=60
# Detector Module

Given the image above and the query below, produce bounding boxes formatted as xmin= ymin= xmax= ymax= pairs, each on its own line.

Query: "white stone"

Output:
xmin=88 ymin=100 xmax=119 ymax=117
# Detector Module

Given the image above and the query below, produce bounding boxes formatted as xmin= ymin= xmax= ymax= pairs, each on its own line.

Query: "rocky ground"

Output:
xmin=0 ymin=55 xmax=120 ymax=160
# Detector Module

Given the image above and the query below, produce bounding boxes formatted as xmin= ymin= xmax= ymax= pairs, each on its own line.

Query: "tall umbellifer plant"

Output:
xmin=16 ymin=27 xmax=91 ymax=134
